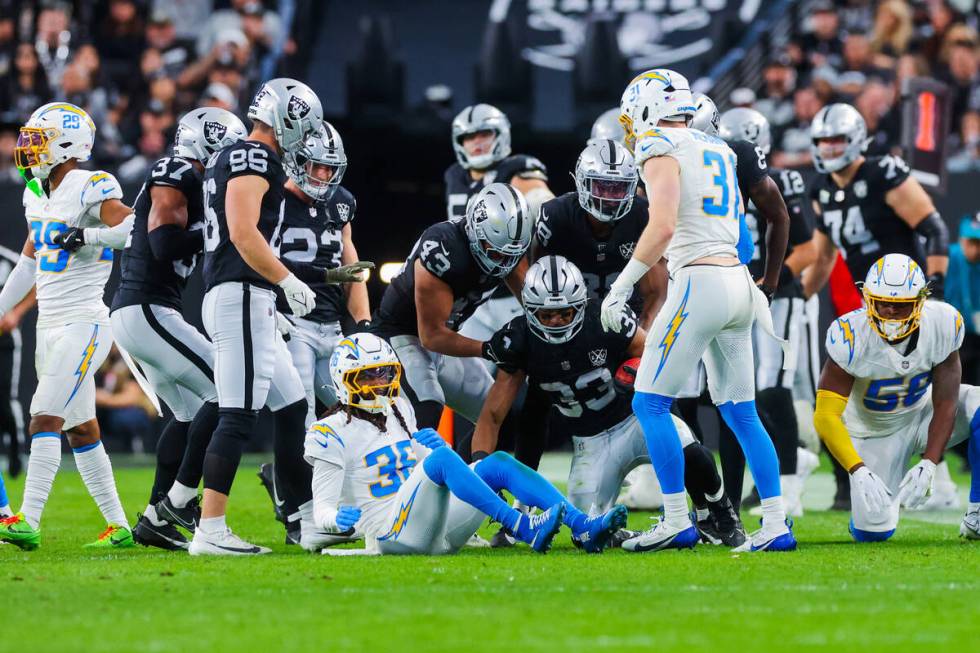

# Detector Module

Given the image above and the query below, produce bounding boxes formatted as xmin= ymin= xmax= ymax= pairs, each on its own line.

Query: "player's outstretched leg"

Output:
xmin=422 ymin=447 xmax=564 ymax=553
xmin=960 ymin=409 xmax=980 ymax=540
xmin=623 ymin=391 xmax=699 ymax=553
xmin=717 ymin=401 xmax=796 ymax=552
xmin=474 ymin=451 xmax=628 ymax=553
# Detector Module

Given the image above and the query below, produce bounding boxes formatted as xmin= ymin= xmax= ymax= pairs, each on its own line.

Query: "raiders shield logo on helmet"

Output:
xmin=287 ymin=95 xmax=311 ymax=121
xmin=204 ymin=121 xmax=228 ymax=145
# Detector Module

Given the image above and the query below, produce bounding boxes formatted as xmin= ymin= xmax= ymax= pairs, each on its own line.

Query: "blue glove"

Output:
xmin=335 ymin=506 xmax=362 ymax=532
xmin=412 ymin=427 xmax=446 ymax=450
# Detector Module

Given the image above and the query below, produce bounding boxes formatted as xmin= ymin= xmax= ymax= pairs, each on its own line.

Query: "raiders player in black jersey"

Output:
xmin=258 ymin=121 xmax=372 ymax=546
xmin=717 ymin=107 xmax=820 ymax=516
xmin=190 ymin=78 xmax=323 ymax=556
xmin=475 ymin=256 xmax=745 ymax=546
xmin=373 ymin=183 xmax=532 ymax=431
xmin=804 ymin=103 xmax=949 ymax=299
xmin=109 ymin=108 xmax=246 ymax=550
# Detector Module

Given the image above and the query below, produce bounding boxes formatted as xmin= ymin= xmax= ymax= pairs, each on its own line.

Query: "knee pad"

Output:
xmin=849 ymin=519 xmax=895 ymax=543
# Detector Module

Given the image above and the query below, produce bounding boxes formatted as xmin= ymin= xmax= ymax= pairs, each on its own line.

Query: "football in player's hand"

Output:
xmin=614 ymin=357 xmax=641 ymax=395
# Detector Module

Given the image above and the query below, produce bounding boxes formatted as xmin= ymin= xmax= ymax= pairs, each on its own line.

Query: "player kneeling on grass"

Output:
xmin=304 ymin=332 xmax=628 ymax=555
xmin=477 ymin=255 xmax=745 ymax=548
xmin=814 ymin=254 xmax=980 ymax=542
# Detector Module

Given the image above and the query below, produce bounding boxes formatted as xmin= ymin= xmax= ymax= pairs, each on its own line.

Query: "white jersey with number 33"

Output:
xmin=825 ymin=301 xmax=965 ymax=438
xmin=22 ymin=169 xmax=123 ymax=329
xmin=634 ymin=127 xmax=741 ymax=274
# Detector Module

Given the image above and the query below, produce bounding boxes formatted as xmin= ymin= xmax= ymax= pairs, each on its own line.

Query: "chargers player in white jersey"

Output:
xmin=0 ymin=102 xmax=137 ymax=549
xmin=601 ymin=69 xmax=796 ymax=552
xmin=814 ymin=254 xmax=980 ymax=541
xmin=304 ymin=332 xmax=629 ymax=555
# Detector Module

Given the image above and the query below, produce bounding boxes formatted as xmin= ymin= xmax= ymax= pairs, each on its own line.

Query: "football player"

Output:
xmin=814 ymin=254 xmax=979 ymax=541
xmin=109 ymin=107 xmax=247 ymax=550
xmin=476 ymin=256 xmax=745 ymax=546
xmin=258 ymin=121 xmax=372 ymax=545
xmin=603 ymin=69 xmax=795 ymax=552
xmin=372 ymin=183 xmax=531 ymax=430
xmin=717 ymin=107 xmax=820 ymax=516
xmin=0 ymin=103 xmax=136 ymax=549
xmin=305 ymin=332 xmax=628 ymax=555
xmin=189 ymin=78 xmax=323 ymax=555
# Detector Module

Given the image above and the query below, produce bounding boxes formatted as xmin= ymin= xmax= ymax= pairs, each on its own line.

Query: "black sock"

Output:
xmin=674 ymin=397 xmax=704 ymax=442
xmin=149 ymin=418 xmax=190 ymax=505
xmin=756 ymin=387 xmax=799 ymax=475
xmin=273 ymin=399 xmax=313 ymax=507
xmin=201 ymin=408 xmax=255 ymax=495
xmin=684 ymin=442 xmax=723 ymax=509
xmin=717 ymin=414 xmax=746 ymax=513
xmin=176 ymin=401 xmax=220 ymax=489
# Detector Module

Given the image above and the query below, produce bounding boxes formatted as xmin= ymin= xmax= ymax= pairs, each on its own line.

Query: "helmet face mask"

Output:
xmin=330 ymin=334 xmax=402 ymax=415
xmin=522 ymin=255 xmax=588 ymax=344
xmin=464 ymin=183 xmax=532 ymax=278
xmin=452 ymin=104 xmax=512 ymax=170
xmin=861 ymin=254 xmax=928 ymax=342
xmin=810 ymin=103 xmax=869 ymax=173
xmin=15 ymin=102 xmax=95 ymax=179
xmin=574 ymin=139 xmax=637 ymax=223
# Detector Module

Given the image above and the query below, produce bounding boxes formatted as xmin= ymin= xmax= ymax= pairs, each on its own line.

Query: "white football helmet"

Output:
xmin=690 ymin=93 xmax=720 ymax=136
xmin=329 ymin=332 xmax=402 ymax=415
xmin=173 ymin=107 xmax=247 ymax=163
xmin=862 ymin=254 xmax=928 ymax=342
xmin=15 ymin=102 xmax=95 ymax=179
xmin=618 ymin=69 xmax=696 ymax=152
xmin=247 ymin=77 xmax=323 ymax=168
xmin=522 ymin=255 xmax=588 ymax=344
xmin=810 ymin=103 xmax=869 ymax=173
xmin=464 ymin=182 xmax=532 ymax=278
xmin=451 ymin=103 xmax=512 ymax=170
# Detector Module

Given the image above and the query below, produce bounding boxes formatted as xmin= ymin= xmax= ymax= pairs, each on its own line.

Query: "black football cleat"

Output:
xmin=698 ymin=497 xmax=747 ymax=548
xmin=490 ymin=525 xmax=516 ymax=548
xmin=258 ymin=462 xmax=287 ymax=524
xmin=133 ymin=513 xmax=189 ymax=551
xmin=285 ymin=519 xmax=301 ymax=546
xmin=155 ymin=495 xmax=201 ymax=533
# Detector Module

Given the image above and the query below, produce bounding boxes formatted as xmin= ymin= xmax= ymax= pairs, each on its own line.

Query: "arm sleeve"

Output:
xmin=84 ymin=214 xmax=134 ymax=249
xmin=0 ymin=255 xmax=35 ymax=315
xmin=913 ymin=212 xmax=949 ymax=257
xmin=148 ymin=224 xmax=205 ymax=261
xmin=814 ymin=389 xmax=863 ymax=472
xmin=282 ymin=258 xmax=325 ymax=283
xmin=311 ymin=459 xmax=346 ymax=533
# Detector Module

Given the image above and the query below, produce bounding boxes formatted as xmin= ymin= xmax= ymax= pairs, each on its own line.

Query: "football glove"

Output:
xmin=851 ymin=465 xmax=892 ymax=516
xmin=898 ymin=459 xmax=936 ymax=509
xmin=412 ymin=427 xmax=447 ymax=450
xmin=324 ymin=261 xmax=374 ymax=284
xmin=277 ymin=272 xmax=316 ymax=318
xmin=335 ymin=506 xmax=362 ymax=532
xmin=52 ymin=227 xmax=86 ymax=253
xmin=481 ymin=325 xmax=521 ymax=370
xmin=600 ymin=285 xmax=632 ymax=333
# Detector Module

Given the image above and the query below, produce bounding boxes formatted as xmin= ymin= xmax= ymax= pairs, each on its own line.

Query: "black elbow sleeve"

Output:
xmin=914 ymin=212 xmax=949 ymax=257
xmin=148 ymin=224 xmax=205 ymax=261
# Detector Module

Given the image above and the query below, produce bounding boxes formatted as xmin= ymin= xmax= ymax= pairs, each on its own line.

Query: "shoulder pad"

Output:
xmin=417 ymin=222 xmax=465 ymax=279
xmin=80 ymin=171 xmax=124 ymax=207
xmin=926 ymin=301 xmax=966 ymax=357
xmin=633 ymin=128 xmax=679 ymax=165
xmin=825 ymin=311 xmax=863 ymax=372
xmin=309 ymin=419 xmax=347 ymax=449
xmin=332 ymin=187 xmax=356 ymax=224
xmin=503 ymin=154 xmax=548 ymax=180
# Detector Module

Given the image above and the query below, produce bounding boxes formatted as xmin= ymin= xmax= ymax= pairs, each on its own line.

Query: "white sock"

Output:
xmin=760 ymin=496 xmax=786 ymax=530
xmin=695 ymin=507 xmax=709 ymax=521
xmin=167 ymin=481 xmax=198 ymax=508
xmin=20 ymin=434 xmax=62 ymax=529
xmin=199 ymin=514 xmax=226 ymax=534
xmin=662 ymin=491 xmax=690 ymax=528
xmin=144 ymin=503 xmax=164 ymax=525
xmin=969 ymin=501 xmax=980 ymax=514
xmin=0 ymin=504 xmax=11 ymax=518
xmin=298 ymin=499 xmax=315 ymax=530
xmin=73 ymin=442 xmax=128 ymax=528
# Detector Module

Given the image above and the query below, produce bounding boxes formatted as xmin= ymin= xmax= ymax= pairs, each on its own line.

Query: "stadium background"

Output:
xmin=0 ymin=0 xmax=977 ymax=456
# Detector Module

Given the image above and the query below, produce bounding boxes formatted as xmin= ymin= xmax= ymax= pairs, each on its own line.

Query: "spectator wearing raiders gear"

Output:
xmin=373 ymin=183 xmax=532 ymax=431
xmin=110 ymin=107 xmax=247 ymax=551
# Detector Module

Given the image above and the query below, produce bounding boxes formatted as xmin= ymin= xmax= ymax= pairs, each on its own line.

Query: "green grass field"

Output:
xmin=1 ymin=457 xmax=978 ymax=653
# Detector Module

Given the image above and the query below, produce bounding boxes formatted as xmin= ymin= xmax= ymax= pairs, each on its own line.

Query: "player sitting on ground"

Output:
xmin=477 ymin=255 xmax=745 ymax=547
xmin=814 ymin=254 xmax=980 ymax=541
xmin=304 ymin=332 xmax=628 ymax=555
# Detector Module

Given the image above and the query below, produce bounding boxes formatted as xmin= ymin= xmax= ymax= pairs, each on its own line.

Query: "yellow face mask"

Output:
xmin=862 ymin=288 xmax=927 ymax=341
xmin=342 ymin=362 xmax=402 ymax=412
xmin=618 ymin=112 xmax=636 ymax=153
xmin=14 ymin=126 xmax=54 ymax=169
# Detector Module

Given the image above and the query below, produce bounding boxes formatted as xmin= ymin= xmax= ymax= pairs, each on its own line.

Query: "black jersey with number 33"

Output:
xmin=277 ymin=186 xmax=356 ymax=323
xmin=113 ymin=155 xmax=204 ymax=311
xmin=493 ymin=305 xmax=636 ymax=437
xmin=202 ymin=140 xmax=286 ymax=291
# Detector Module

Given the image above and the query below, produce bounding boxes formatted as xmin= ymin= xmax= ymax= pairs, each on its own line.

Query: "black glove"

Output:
xmin=52 ymin=227 xmax=86 ymax=253
xmin=927 ymin=273 xmax=945 ymax=301
xmin=481 ymin=327 xmax=521 ymax=370
xmin=758 ymin=283 xmax=776 ymax=305
xmin=354 ymin=319 xmax=372 ymax=332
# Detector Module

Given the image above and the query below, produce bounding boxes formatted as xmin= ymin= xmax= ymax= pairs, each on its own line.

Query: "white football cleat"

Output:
xmin=622 ymin=518 xmax=699 ymax=553
xmin=733 ymin=520 xmax=797 ymax=553
xmin=189 ymin=527 xmax=271 ymax=556
xmin=960 ymin=507 xmax=980 ymax=540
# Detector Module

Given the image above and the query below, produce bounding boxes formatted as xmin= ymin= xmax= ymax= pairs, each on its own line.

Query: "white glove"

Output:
xmin=851 ymin=466 xmax=893 ymax=516
xmin=600 ymin=285 xmax=632 ymax=333
xmin=898 ymin=459 xmax=936 ymax=509
xmin=274 ymin=311 xmax=294 ymax=338
xmin=277 ymin=272 xmax=316 ymax=318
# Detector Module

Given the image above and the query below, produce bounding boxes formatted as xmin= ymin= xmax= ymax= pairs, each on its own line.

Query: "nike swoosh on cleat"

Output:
xmin=212 ymin=543 xmax=262 ymax=554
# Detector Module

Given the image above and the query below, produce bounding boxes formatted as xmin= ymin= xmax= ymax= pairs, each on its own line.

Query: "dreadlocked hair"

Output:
xmin=321 ymin=401 xmax=412 ymax=436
